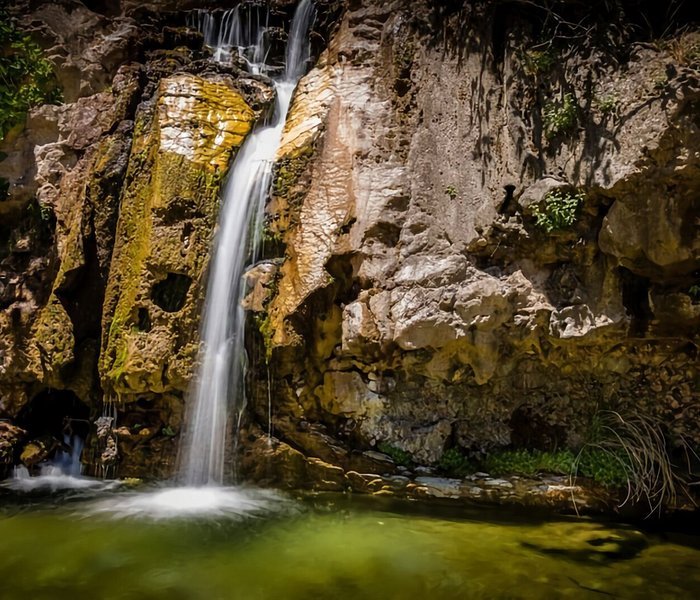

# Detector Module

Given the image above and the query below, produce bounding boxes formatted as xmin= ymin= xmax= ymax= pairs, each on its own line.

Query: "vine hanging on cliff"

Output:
xmin=0 ymin=10 xmax=62 ymax=142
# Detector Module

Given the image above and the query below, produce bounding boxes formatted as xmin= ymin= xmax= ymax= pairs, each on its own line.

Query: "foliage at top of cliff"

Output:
xmin=429 ymin=0 xmax=697 ymax=63
xmin=0 ymin=10 xmax=61 ymax=142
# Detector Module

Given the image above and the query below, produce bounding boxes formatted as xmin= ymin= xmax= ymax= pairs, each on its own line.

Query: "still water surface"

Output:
xmin=1 ymin=486 xmax=699 ymax=599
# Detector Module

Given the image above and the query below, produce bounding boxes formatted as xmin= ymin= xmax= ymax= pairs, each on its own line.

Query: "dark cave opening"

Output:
xmin=151 ymin=272 xmax=192 ymax=312
xmin=619 ymin=267 xmax=653 ymax=336
xmin=16 ymin=389 xmax=90 ymax=443
xmin=54 ymin=231 xmax=105 ymax=344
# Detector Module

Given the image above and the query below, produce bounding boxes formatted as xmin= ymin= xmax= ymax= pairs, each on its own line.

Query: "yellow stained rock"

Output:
xmin=276 ymin=66 xmax=336 ymax=161
xmin=157 ymin=74 xmax=254 ymax=170
xmin=100 ymin=73 xmax=257 ymax=399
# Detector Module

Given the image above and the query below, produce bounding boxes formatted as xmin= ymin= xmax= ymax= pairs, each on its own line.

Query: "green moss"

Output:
xmin=0 ymin=10 xmax=62 ymax=141
xmin=254 ymin=312 xmax=275 ymax=361
xmin=30 ymin=297 xmax=74 ymax=368
xmin=480 ymin=448 xmax=630 ymax=489
xmin=101 ymin=121 xmax=229 ymax=389
xmin=377 ymin=442 xmax=413 ymax=467
xmin=575 ymin=448 xmax=630 ymax=488
xmin=272 ymin=144 xmax=314 ymax=200
xmin=101 ymin=135 xmax=155 ymax=386
xmin=106 ymin=324 xmax=131 ymax=385
xmin=253 ymin=273 xmax=282 ymax=360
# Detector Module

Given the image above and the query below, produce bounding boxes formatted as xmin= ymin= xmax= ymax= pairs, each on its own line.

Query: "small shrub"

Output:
xmin=444 ymin=185 xmax=458 ymax=200
xmin=531 ymin=189 xmax=584 ymax=233
xmin=161 ymin=426 xmax=176 ymax=437
xmin=573 ymin=410 xmax=698 ymax=515
xmin=377 ymin=442 xmax=413 ymax=467
xmin=0 ymin=11 xmax=62 ymax=140
xmin=596 ymin=93 xmax=619 ymax=115
xmin=543 ymin=93 xmax=577 ymax=139
xmin=662 ymin=35 xmax=700 ymax=67
xmin=520 ymin=47 xmax=556 ymax=76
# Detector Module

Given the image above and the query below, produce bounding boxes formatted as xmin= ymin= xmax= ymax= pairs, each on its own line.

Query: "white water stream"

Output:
xmin=180 ymin=0 xmax=316 ymax=488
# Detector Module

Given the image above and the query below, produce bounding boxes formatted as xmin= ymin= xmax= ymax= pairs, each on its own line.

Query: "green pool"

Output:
xmin=0 ymin=485 xmax=698 ymax=599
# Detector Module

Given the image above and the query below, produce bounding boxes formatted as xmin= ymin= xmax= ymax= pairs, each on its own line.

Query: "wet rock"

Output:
xmin=100 ymin=436 xmax=118 ymax=467
xmin=20 ymin=435 xmax=62 ymax=467
xmin=0 ymin=422 xmax=26 ymax=472
xmin=242 ymin=262 xmax=279 ymax=312
xmin=95 ymin=416 xmax=114 ymax=439
xmin=99 ymin=72 xmax=261 ymax=400
xmin=414 ymin=477 xmax=463 ymax=499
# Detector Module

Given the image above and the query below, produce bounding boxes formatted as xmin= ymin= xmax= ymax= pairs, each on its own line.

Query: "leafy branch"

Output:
xmin=0 ymin=11 xmax=62 ymax=141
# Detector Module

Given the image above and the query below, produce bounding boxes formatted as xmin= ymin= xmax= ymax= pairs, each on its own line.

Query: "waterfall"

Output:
xmin=3 ymin=433 xmax=116 ymax=492
xmin=180 ymin=0 xmax=316 ymax=487
xmin=50 ymin=433 xmax=84 ymax=477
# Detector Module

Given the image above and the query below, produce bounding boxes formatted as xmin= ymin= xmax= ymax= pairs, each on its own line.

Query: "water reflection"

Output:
xmin=0 ymin=491 xmax=698 ymax=599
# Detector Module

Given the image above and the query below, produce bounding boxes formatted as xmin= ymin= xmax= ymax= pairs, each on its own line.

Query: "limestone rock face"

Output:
xmin=99 ymin=73 xmax=257 ymax=399
xmin=0 ymin=0 xmax=145 ymax=423
xmin=0 ymin=0 xmax=698 ymax=500
xmin=244 ymin=0 xmax=700 ymax=484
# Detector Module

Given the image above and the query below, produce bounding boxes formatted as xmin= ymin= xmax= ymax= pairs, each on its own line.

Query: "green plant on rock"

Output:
xmin=575 ymin=447 xmax=629 ymax=488
xmin=484 ymin=449 xmax=576 ymax=478
xmin=573 ymin=410 xmax=697 ymax=515
xmin=688 ymin=284 xmax=700 ymax=302
xmin=520 ymin=47 xmax=557 ymax=76
xmin=377 ymin=442 xmax=413 ymax=467
xmin=531 ymin=189 xmax=584 ymax=233
xmin=161 ymin=426 xmax=176 ymax=437
xmin=652 ymin=71 xmax=669 ymax=90
xmin=595 ymin=93 xmax=619 ymax=115
xmin=543 ymin=93 xmax=577 ymax=139
xmin=444 ymin=185 xmax=458 ymax=200
xmin=0 ymin=11 xmax=62 ymax=141
xmin=438 ymin=448 xmax=473 ymax=476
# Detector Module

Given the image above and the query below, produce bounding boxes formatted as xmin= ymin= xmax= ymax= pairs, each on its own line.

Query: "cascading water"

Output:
xmin=179 ymin=0 xmax=316 ymax=488
xmin=69 ymin=1 xmax=314 ymax=518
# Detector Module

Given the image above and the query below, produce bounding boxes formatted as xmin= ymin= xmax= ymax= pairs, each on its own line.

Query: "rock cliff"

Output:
xmin=244 ymin=0 xmax=700 ymax=505
xmin=0 ymin=0 xmax=698 ymax=509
